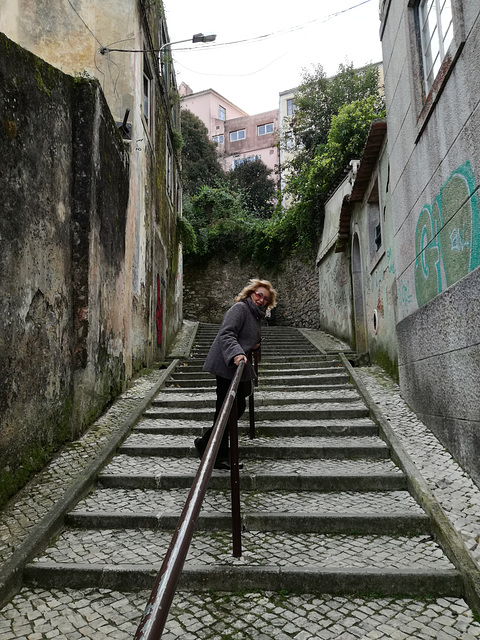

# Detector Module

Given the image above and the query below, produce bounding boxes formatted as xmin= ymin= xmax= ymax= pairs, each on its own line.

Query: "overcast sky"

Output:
xmin=163 ymin=0 xmax=383 ymax=115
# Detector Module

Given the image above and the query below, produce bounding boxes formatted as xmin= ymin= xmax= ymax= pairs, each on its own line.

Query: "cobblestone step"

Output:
xmin=4 ymin=588 xmax=479 ymax=640
xmin=7 ymin=322 xmax=474 ymax=637
xmin=71 ymin=487 xmax=419 ymax=516
xmin=97 ymin=457 xmax=407 ymax=491
xmin=149 ymin=390 xmax=362 ymax=408
xmin=143 ymin=405 xmax=371 ymax=421
xmin=134 ymin=417 xmax=379 ymax=437
xmin=118 ymin=436 xmax=390 ymax=460
xmin=26 ymin=529 xmax=449 ymax=571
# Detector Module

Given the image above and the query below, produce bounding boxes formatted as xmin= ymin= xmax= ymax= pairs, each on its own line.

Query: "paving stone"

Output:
xmin=2 ymin=324 xmax=480 ymax=638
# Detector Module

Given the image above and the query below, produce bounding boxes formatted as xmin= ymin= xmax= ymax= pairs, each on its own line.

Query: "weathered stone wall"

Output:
xmin=183 ymin=254 xmax=320 ymax=328
xmin=0 ymin=34 xmax=130 ymax=504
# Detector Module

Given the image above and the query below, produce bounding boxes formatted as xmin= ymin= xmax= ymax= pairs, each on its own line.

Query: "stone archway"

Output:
xmin=352 ymin=232 xmax=367 ymax=353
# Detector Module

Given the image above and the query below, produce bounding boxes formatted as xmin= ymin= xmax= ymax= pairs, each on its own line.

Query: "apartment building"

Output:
xmin=180 ymin=83 xmax=279 ymax=178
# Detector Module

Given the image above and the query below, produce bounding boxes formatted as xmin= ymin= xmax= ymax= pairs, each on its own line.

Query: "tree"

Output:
xmin=289 ymin=62 xmax=383 ymax=161
xmin=282 ymin=62 xmax=385 ymax=255
xmin=226 ymin=158 xmax=277 ymax=218
xmin=180 ymin=109 xmax=224 ymax=197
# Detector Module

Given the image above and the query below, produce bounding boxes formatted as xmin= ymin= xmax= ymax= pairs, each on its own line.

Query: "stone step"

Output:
xmin=259 ymin=362 xmax=343 ymax=371
xmin=164 ymin=383 xmax=354 ymax=393
xmin=135 ymin=417 xmax=379 ymax=437
xmin=169 ymin=372 xmax=350 ymax=383
xmin=143 ymin=405 xmax=370 ymax=421
xmin=98 ymin=457 xmax=405 ymax=491
xmin=65 ymin=510 xmax=432 ymax=535
xmin=29 ymin=529 xmax=447 ymax=572
xmin=7 ymin=587 xmax=478 ymax=639
xmin=66 ymin=487 xmax=428 ymax=534
xmin=149 ymin=390 xmax=362 ymax=409
xmin=24 ymin=562 xmax=462 ymax=599
xmin=119 ymin=435 xmax=390 ymax=460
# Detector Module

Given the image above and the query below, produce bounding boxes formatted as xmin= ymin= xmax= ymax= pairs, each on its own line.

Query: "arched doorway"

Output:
xmin=352 ymin=233 xmax=367 ymax=353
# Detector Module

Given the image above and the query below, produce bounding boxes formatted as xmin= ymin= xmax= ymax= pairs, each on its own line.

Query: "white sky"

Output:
xmin=163 ymin=0 xmax=383 ymax=115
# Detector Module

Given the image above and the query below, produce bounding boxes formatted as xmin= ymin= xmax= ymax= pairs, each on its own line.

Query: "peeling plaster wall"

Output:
xmin=0 ymin=34 xmax=129 ymax=504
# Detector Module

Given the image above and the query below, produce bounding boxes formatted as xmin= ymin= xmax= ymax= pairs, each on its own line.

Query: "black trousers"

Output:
xmin=198 ymin=376 xmax=247 ymax=461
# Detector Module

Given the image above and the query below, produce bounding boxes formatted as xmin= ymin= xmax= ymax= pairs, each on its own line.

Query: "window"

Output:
xmin=286 ymin=98 xmax=295 ymax=116
xmin=212 ymin=134 xmax=224 ymax=144
xmin=143 ymin=53 xmax=153 ymax=134
xmin=232 ymin=155 xmax=260 ymax=169
xmin=230 ymin=129 xmax=245 ymax=142
xmin=257 ymin=123 xmax=274 ymax=136
xmin=417 ymin=0 xmax=453 ymax=93
xmin=218 ymin=105 xmax=226 ymax=121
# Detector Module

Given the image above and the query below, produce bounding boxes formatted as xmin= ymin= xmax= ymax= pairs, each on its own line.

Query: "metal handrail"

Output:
xmin=133 ymin=361 xmax=246 ymax=640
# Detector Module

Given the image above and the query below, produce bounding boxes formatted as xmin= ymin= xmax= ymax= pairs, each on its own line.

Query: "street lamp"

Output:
xmin=159 ymin=32 xmax=216 ymax=54
xmin=99 ymin=33 xmax=216 ymax=55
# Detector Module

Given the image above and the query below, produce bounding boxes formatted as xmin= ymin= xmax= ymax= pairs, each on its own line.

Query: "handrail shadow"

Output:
xmin=133 ymin=360 xmax=247 ymax=639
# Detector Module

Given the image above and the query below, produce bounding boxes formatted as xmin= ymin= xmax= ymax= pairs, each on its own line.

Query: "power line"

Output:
xmin=173 ymin=0 xmax=372 ymax=54
xmin=173 ymin=0 xmax=374 ymax=78
xmin=66 ymin=0 xmax=104 ymax=48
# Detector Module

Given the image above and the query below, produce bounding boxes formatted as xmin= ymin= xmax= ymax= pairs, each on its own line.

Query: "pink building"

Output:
xmin=180 ymin=83 xmax=279 ymax=179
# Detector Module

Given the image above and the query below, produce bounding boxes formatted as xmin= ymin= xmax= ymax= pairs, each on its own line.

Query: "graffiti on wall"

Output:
xmin=414 ymin=161 xmax=480 ymax=306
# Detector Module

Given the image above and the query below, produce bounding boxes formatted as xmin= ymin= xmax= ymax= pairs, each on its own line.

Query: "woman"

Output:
xmin=194 ymin=278 xmax=276 ymax=470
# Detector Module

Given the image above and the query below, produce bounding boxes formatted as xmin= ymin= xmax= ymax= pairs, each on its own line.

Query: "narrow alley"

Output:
xmin=0 ymin=321 xmax=480 ymax=639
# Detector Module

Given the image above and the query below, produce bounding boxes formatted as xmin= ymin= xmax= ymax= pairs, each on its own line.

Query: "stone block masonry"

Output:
xmin=183 ymin=254 xmax=321 ymax=329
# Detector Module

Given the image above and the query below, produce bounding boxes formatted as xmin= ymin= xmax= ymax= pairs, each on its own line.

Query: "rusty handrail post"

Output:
xmin=229 ymin=395 xmax=242 ymax=557
xmin=133 ymin=362 xmax=245 ymax=640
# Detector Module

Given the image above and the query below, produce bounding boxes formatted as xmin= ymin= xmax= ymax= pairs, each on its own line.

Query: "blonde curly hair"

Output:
xmin=235 ymin=278 xmax=276 ymax=310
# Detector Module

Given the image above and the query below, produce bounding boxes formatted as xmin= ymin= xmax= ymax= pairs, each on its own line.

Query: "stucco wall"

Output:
xmin=381 ymin=3 xmax=480 ymax=483
xmin=350 ymin=145 xmax=398 ymax=374
xmin=183 ymin=255 xmax=320 ymax=329
xmin=316 ymin=174 xmax=355 ymax=344
xmin=397 ymin=266 xmax=480 ymax=481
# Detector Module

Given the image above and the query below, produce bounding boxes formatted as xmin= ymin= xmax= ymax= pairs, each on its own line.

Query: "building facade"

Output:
xmin=379 ymin=0 xmax=480 ymax=483
xmin=0 ymin=0 xmax=183 ymax=371
xmin=179 ymin=84 xmax=279 ymax=177
xmin=316 ymin=120 xmax=397 ymax=376
xmin=0 ymin=0 xmax=183 ymax=502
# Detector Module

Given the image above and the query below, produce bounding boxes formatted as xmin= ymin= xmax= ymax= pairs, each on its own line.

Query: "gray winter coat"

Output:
xmin=203 ymin=298 xmax=263 ymax=380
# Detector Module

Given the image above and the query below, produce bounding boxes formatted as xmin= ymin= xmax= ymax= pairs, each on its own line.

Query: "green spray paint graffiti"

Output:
xmin=414 ymin=161 xmax=480 ymax=307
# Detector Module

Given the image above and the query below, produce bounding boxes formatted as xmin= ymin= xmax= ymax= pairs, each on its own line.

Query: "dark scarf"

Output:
xmin=244 ymin=296 xmax=266 ymax=321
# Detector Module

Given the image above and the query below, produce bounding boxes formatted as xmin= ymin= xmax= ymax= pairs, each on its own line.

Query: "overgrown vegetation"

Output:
xmin=180 ymin=62 xmax=385 ymax=267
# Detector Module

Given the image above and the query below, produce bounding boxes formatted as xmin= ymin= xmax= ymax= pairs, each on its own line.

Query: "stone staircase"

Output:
xmin=22 ymin=323 xmax=464 ymax=631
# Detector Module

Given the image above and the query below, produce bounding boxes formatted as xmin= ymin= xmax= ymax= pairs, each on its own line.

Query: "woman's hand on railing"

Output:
xmin=233 ymin=354 xmax=247 ymax=366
